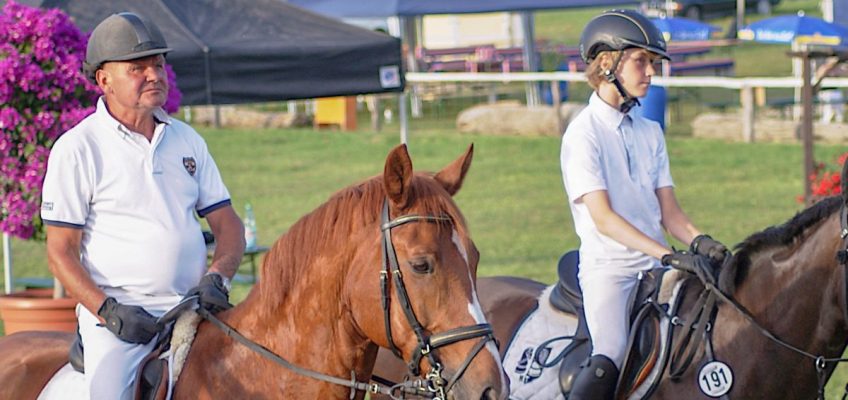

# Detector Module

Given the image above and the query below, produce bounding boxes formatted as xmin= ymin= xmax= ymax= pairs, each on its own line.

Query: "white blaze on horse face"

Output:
xmin=451 ymin=230 xmax=506 ymax=382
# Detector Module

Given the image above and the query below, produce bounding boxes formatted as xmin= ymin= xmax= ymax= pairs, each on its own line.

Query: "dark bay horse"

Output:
xmin=0 ymin=144 xmax=507 ymax=400
xmin=375 ymin=191 xmax=848 ymax=399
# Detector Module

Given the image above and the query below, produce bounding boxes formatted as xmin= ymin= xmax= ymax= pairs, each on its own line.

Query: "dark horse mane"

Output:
xmin=718 ymin=196 xmax=843 ymax=293
xmin=256 ymin=172 xmax=468 ymax=309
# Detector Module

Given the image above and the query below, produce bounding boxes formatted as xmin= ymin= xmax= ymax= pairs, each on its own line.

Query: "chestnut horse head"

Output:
xmin=177 ymin=144 xmax=506 ymax=399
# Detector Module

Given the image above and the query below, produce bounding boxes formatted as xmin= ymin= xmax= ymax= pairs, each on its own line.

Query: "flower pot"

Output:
xmin=0 ymin=288 xmax=76 ymax=335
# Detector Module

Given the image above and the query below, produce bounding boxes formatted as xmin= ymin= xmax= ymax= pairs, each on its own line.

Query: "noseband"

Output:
xmin=380 ymin=199 xmax=496 ymax=399
xmin=197 ymin=197 xmax=495 ymax=400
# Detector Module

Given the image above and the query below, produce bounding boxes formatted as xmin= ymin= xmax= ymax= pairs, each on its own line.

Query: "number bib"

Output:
xmin=698 ymin=361 xmax=733 ymax=397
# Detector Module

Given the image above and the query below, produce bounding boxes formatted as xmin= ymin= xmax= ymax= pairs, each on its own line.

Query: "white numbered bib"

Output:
xmin=698 ymin=361 xmax=733 ymax=397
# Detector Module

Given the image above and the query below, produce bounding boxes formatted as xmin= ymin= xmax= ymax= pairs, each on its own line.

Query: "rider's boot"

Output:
xmin=568 ymin=355 xmax=619 ymax=400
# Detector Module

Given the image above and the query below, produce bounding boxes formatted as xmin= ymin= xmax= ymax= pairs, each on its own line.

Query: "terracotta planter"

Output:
xmin=0 ymin=288 xmax=77 ymax=335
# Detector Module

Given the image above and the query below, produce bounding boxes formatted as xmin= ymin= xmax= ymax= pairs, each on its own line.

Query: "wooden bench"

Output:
xmin=425 ymin=45 xmax=532 ymax=73
xmin=668 ymin=58 xmax=734 ymax=76
xmin=666 ymin=45 xmax=711 ymax=62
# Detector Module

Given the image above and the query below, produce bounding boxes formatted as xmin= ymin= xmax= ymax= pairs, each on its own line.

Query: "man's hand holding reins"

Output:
xmin=97 ymin=297 xmax=161 ymax=344
xmin=185 ymin=273 xmax=232 ymax=314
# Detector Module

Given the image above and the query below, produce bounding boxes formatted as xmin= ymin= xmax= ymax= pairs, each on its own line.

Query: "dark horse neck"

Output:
xmin=657 ymin=201 xmax=848 ymax=399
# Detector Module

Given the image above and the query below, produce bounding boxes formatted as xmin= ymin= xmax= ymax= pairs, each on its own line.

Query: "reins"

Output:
xmin=196 ymin=197 xmax=495 ymax=400
xmin=198 ymin=307 xmax=419 ymax=399
xmin=670 ymin=202 xmax=848 ymax=400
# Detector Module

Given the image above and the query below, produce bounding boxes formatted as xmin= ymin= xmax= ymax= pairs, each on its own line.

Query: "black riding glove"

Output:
xmin=184 ymin=273 xmax=232 ymax=314
xmin=661 ymin=251 xmax=717 ymax=286
xmin=97 ymin=297 xmax=161 ymax=344
xmin=690 ymin=234 xmax=728 ymax=263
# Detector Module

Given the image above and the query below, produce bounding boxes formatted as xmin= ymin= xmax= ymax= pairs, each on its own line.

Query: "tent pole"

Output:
xmin=3 ymin=233 xmax=11 ymax=294
xmin=736 ymin=0 xmax=745 ymax=38
xmin=800 ymin=52 xmax=814 ymax=203
xmin=400 ymin=17 xmax=422 ymax=118
xmin=520 ymin=12 xmax=540 ymax=106
xmin=399 ymin=91 xmax=409 ymax=144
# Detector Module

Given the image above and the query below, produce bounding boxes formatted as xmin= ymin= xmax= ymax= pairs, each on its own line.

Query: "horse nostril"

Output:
xmin=481 ymin=386 xmax=496 ymax=400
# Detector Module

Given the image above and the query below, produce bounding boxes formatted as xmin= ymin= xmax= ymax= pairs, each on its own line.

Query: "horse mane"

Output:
xmin=718 ymin=196 xmax=842 ymax=293
xmin=256 ymin=172 xmax=469 ymax=309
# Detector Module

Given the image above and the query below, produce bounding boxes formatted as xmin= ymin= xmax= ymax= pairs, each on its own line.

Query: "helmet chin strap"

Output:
xmin=603 ymin=51 xmax=640 ymax=114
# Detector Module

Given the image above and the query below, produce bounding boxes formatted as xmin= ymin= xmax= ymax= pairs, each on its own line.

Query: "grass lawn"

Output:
xmin=4 ymin=125 xmax=848 ymax=396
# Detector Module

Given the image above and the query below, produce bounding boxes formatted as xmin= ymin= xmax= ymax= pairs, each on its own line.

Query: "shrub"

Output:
xmin=802 ymin=152 xmax=848 ymax=203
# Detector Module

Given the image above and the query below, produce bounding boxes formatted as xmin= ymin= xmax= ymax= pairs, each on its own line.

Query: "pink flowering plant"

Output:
xmin=0 ymin=1 xmax=181 ymax=239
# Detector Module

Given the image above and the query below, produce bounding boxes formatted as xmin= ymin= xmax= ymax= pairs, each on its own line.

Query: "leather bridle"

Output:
xmin=197 ymin=197 xmax=495 ymax=400
xmin=671 ymin=201 xmax=848 ymax=400
xmin=379 ymin=198 xmax=496 ymax=399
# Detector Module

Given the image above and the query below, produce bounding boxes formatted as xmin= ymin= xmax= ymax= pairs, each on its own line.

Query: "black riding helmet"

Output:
xmin=83 ymin=12 xmax=172 ymax=82
xmin=579 ymin=9 xmax=670 ymax=63
xmin=579 ymin=9 xmax=668 ymax=113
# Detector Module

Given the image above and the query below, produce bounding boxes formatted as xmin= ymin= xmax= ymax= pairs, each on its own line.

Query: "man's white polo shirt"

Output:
xmin=41 ymin=98 xmax=231 ymax=298
xmin=560 ymin=93 xmax=674 ymax=270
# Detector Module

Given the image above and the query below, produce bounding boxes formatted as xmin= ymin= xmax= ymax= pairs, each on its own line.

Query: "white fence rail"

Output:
xmin=404 ymin=72 xmax=848 ymax=142
xmin=406 ymin=71 xmax=848 ymax=89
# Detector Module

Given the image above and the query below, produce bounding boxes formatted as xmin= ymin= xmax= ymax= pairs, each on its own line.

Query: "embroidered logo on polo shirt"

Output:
xmin=182 ymin=157 xmax=196 ymax=176
xmin=42 ymin=202 xmax=53 ymax=211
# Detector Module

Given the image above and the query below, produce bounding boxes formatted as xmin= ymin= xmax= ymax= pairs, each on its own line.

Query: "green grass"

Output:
xmin=5 ymin=127 xmax=847 ymax=395
xmin=6 ymin=129 xmax=842 ymax=283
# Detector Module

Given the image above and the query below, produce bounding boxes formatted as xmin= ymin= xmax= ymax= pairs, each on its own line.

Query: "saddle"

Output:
xmin=69 ymin=326 xmax=171 ymax=400
xmin=68 ymin=297 xmax=201 ymax=400
xmin=548 ymin=250 xmax=692 ymax=399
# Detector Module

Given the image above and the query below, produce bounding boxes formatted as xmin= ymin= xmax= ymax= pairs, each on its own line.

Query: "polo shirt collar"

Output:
xmin=95 ymin=97 xmax=172 ymax=135
xmin=589 ymin=92 xmax=630 ymax=130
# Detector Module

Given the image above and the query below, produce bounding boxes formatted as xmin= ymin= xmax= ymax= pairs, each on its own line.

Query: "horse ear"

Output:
xmin=435 ymin=143 xmax=474 ymax=196
xmin=384 ymin=144 xmax=413 ymax=208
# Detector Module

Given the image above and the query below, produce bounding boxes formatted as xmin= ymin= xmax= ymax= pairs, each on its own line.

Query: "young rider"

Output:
xmin=560 ymin=9 xmax=727 ymax=399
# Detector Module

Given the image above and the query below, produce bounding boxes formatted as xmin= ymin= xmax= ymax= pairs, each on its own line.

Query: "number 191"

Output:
xmin=702 ymin=368 xmax=728 ymax=388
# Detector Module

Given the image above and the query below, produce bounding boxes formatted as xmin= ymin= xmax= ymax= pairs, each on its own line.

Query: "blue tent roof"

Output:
xmin=287 ymin=0 xmax=639 ymax=18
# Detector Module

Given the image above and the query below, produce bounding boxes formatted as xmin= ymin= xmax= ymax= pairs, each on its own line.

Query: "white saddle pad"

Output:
xmin=502 ymin=285 xmax=578 ymax=400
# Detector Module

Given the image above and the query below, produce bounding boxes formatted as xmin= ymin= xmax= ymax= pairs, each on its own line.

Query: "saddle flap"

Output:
xmin=69 ymin=328 xmax=84 ymax=374
xmin=134 ymin=354 xmax=168 ymax=400
xmin=617 ymin=304 xmax=663 ymax=398
xmin=550 ymin=251 xmax=583 ymax=313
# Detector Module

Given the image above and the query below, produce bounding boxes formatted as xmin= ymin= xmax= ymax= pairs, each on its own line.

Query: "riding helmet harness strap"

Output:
xmin=603 ymin=51 xmax=641 ymax=114
xmin=380 ymin=199 xmax=496 ymax=398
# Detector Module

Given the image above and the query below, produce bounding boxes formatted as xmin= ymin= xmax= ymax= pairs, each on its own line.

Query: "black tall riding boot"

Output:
xmin=568 ymin=355 xmax=619 ymax=400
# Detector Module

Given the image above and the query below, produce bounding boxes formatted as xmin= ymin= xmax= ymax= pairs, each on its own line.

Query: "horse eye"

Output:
xmin=408 ymin=259 xmax=433 ymax=274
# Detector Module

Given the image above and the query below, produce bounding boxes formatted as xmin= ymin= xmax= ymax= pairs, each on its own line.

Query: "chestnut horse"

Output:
xmin=375 ymin=186 xmax=848 ymax=399
xmin=0 ymin=144 xmax=507 ymax=400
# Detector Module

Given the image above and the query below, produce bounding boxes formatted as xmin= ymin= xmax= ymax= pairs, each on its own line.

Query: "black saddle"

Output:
xmin=548 ymin=250 xmax=675 ymax=399
xmin=68 ymin=296 xmax=199 ymax=400
xmin=549 ymin=251 xmax=583 ymax=315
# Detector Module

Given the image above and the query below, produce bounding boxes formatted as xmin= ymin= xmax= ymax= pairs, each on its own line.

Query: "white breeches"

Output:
xmin=76 ymin=294 xmax=181 ymax=400
xmin=578 ymin=267 xmax=641 ymax=370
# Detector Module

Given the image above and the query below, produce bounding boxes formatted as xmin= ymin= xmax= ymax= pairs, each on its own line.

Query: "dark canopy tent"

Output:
xmin=288 ymin=0 xmax=639 ymax=110
xmin=286 ymin=0 xmax=639 ymax=18
xmin=11 ymin=0 xmax=404 ymax=105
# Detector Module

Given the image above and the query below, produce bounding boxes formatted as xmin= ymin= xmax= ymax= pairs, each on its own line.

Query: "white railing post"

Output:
xmin=740 ymin=85 xmax=755 ymax=143
xmin=3 ymin=233 xmax=12 ymax=294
